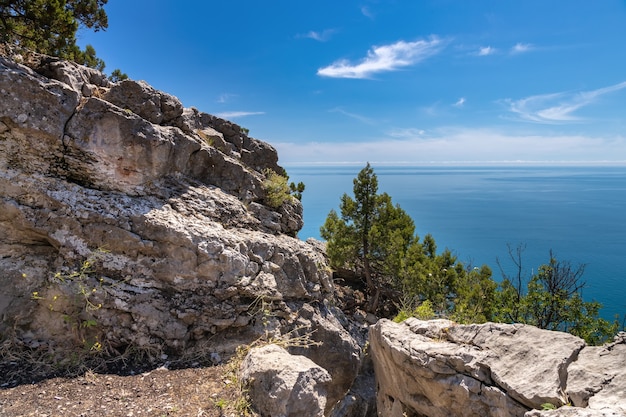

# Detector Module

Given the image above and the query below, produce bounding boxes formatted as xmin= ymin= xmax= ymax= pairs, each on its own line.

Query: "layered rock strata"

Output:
xmin=0 ymin=49 xmax=361 ymax=404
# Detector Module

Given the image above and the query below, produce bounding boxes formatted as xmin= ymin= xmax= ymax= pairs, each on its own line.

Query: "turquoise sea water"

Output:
xmin=287 ymin=165 xmax=626 ymax=322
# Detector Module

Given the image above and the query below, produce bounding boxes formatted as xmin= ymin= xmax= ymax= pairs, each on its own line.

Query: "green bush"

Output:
xmin=263 ymin=169 xmax=292 ymax=209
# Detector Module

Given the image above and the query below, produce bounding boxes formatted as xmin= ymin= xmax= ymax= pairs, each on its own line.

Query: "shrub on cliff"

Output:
xmin=262 ymin=169 xmax=305 ymax=209
xmin=495 ymin=246 xmax=619 ymax=345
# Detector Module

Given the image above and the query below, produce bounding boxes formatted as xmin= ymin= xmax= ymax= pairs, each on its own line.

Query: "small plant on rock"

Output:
xmin=262 ymin=169 xmax=306 ymax=209
xmin=30 ymin=250 xmax=110 ymax=353
xmin=263 ymin=169 xmax=293 ymax=209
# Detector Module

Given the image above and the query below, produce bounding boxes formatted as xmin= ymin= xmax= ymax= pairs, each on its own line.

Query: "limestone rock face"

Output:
xmin=525 ymin=407 xmax=625 ymax=417
xmin=370 ymin=319 xmax=626 ymax=417
xmin=566 ymin=333 xmax=626 ymax=415
xmin=0 ymin=50 xmax=351 ymax=377
xmin=241 ymin=344 xmax=333 ymax=417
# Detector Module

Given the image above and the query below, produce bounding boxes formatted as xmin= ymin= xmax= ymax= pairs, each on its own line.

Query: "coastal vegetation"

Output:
xmin=322 ymin=163 xmax=619 ymax=344
xmin=262 ymin=168 xmax=305 ymax=209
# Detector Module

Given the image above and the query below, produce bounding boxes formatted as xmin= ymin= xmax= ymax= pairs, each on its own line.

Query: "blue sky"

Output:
xmin=78 ymin=0 xmax=626 ymax=165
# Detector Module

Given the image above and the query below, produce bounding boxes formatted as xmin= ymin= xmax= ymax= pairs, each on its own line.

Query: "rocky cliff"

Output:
xmin=0 ymin=47 xmax=363 ymax=410
xmin=3 ymin=49 xmax=625 ymax=417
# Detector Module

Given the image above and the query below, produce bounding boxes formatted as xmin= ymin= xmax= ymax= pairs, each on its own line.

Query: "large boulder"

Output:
xmin=286 ymin=302 xmax=363 ymax=413
xmin=370 ymin=319 xmax=582 ymax=417
xmin=566 ymin=332 xmax=626 ymax=414
xmin=525 ymin=407 xmax=625 ymax=417
xmin=370 ymin=319 xmax=626 ymax=417
xmin=240 ymin=344 xmax=333 ymax=417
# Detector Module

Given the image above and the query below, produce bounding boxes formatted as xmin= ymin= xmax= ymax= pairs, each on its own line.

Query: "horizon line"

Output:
xmin=280 ymin=160 xmax=626 ymax=167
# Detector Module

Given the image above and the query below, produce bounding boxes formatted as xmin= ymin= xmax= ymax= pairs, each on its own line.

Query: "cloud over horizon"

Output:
xmin=317 ymin=37 xmax=444 ymax=79
xmin=274 ymin=128 xmax=626 ymax=165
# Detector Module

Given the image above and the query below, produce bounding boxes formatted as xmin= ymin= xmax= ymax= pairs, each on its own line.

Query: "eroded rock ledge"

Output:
xmin=370 ymin=318 xmax=626 ymax=417
xmin=0 ymin=48 xmax=363 ymax=406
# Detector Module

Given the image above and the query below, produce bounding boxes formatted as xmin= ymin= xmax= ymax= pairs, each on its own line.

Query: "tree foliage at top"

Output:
xmin=321 ymin=163 xmax=415 ymax=312
xmin=0 ymin=0 xmax=108 ymax=69
xmin=321 ymin=163 xmax=618 ymax=345
xmin=321 ymin=163 xmax=495 ymax=321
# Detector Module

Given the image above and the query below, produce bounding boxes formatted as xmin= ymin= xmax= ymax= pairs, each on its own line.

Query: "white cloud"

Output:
xmin=299 ymin=29 xmax=336 ymax=42
xmin=511 ymin=42 xmax=533 ymax=54
xmin=274 ymin=128 xmax=626 ymax=165
xmin=454 ymin=97 xmax=466 ymax=108
xmin=478 ymin=46 xmax=496 ymax=56
xmin=504 ymin=81 xmax=626 ymax=123
xmin=317 ymin=37 xmax=444 ymax=79
xmin=214 ymin=111 xmax=265 ymax=119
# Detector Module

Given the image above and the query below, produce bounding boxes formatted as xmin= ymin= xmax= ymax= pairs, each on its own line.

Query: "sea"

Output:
xmin=286 ymin=164 xmax=626 ymax=323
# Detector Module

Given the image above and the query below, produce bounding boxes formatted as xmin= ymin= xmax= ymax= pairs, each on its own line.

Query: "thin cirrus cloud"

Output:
xmin=387 ymin=127 xmax=427 ymax=138
xmin=298 ymin=29 xmax=337 ymax=42
xmin=329 ymin=107 xmax=376 ymax=125
xmin=505 ymin=81 xmax=626 ymax=123
xmin=317 ymin=36 xmax=444 ymax=79
xmin=214 ymin=111 xmax=265 ymax=119
xmin=217 ymin=93 xmax=237 ymax=103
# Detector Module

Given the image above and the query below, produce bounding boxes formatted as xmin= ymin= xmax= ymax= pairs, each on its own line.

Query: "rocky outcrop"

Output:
xmin=241 ymin=344 xmax=333 ymax=417
xmin=370 ymin=319 xmax=626 ymax=417
xmin=5 ymin=47 xmax=625 ymax=417
xmin=526 ymin=407 xmax=625 ymax=417
xmin=0 ymin=48 xmax=363 ymax=408
xmin=566 ymin=333 xmax=626 ymax=414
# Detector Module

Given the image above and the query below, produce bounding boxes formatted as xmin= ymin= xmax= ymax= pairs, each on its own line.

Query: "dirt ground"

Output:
xmin=0 ymin=365 xmax=253 ymax=417
xmin=0 ymin=283 xmax=367 ymax=417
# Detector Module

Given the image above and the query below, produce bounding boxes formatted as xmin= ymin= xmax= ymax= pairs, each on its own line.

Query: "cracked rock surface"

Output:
xmin=370 ymin=319 xmax=626 ymax=417
xmin=0 ymin=50 xmax=363 ymax=408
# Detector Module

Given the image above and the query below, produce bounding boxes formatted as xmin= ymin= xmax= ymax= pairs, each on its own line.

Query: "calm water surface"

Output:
xmin=287 ymin=165 xmax=626 ymax=321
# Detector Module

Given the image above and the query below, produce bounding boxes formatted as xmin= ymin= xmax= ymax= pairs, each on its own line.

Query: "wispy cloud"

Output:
xmin=361 ymin=6 xmax=374 ymax=19
xmin=214 ymin=111 xmax=265 ymax=119
xmin=217 ymin=93 xmax=237 ymax=103
xmin=477 ymin=46 xmax=496 ymax=56
xmin=317 ymin=36 xmax=445 ymax=79
xmin=274 ymin=128 xmax=626 ymax=165
xmin=329 ymin=107 xmax=376 ymax=124
xmin=298 ymin=29 xmax=337 ymax=42
xmin=453 ymin=97 xmax=466 ymax=108
xmin=511 ymin=42 xmax=533 ymax=54
xmin=387 ymin=128 xmax=427 ymax=138
xmin=504 ymin=81 xmax=626 ymax=123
